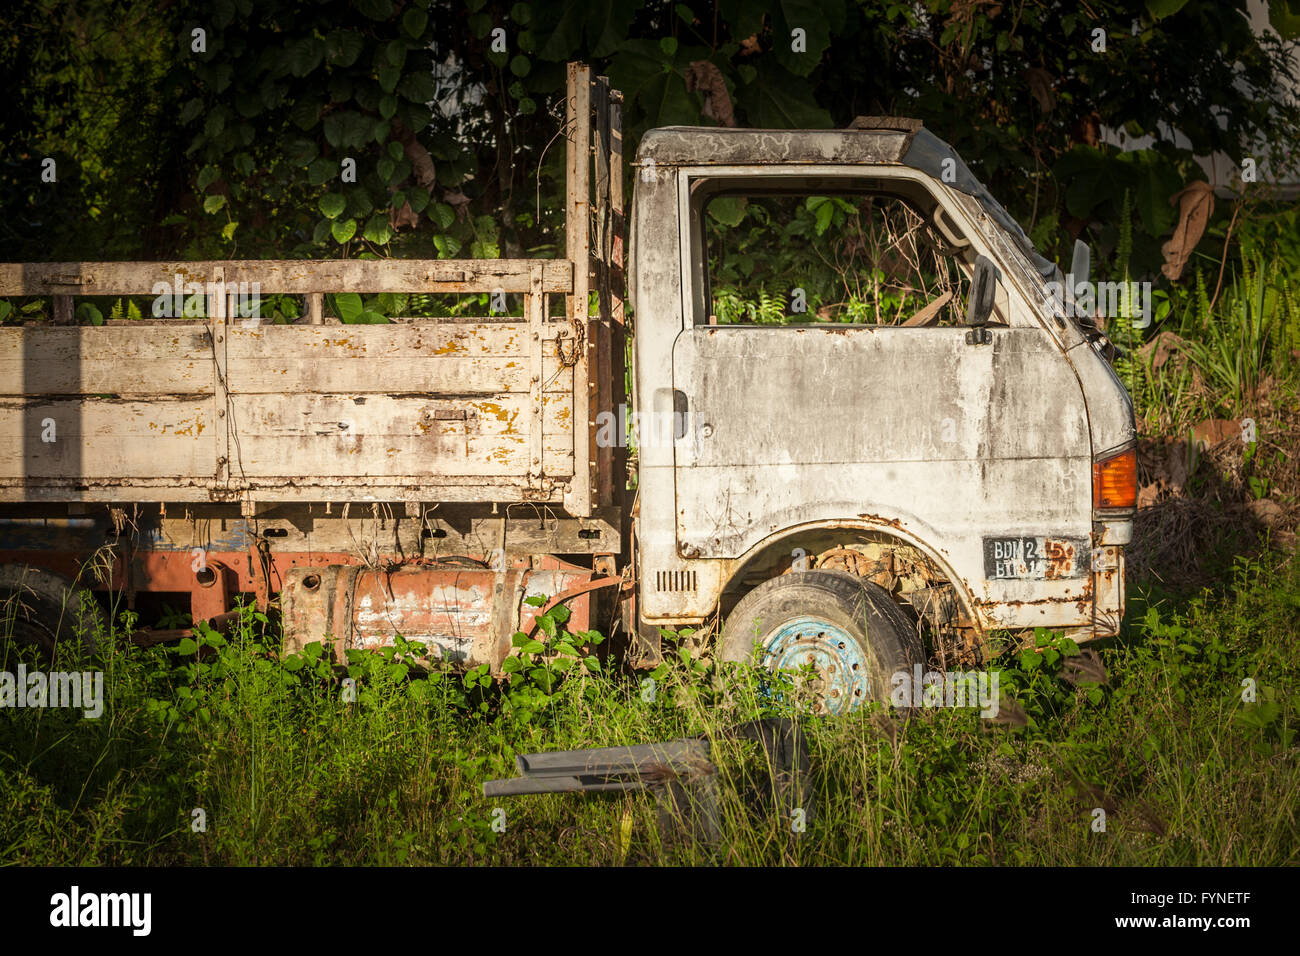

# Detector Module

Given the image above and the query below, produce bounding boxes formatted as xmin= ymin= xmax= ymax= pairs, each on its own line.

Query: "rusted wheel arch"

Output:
xmin=715 ymin=519 xmax=981 ymax=635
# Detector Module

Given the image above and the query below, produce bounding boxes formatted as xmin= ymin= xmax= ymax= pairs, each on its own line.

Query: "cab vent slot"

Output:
xmin=656 ymin=570 xmax=697 ymax=592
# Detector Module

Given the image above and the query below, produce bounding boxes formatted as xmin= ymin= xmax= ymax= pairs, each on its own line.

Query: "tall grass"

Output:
xmin=2 ymin=550 xmax=1297 ymax=866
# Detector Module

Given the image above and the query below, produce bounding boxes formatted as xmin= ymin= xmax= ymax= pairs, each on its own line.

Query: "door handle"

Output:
xmin=653 ymin=388 xmax=691 ymax=441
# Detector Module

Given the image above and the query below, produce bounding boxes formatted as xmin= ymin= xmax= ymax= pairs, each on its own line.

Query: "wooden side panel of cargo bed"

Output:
xmin=0 ymin=319 xmax=575 ymax=502
xmin=0 ymin=327 xmax=216 ymax=489
xmin=225 ymin=324 xmax=574 ymax=480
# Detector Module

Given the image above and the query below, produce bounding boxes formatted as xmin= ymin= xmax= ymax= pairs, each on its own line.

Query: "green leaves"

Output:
xmin=318 ymin=193 xmax=346 ymax=219
xmin=397 ymin=72 xmax=435 ymax=104
xmin=538 ymin=0 xmax=648 ymax=60
xmin=512 ymin=635 xmax=547 ymax=655
xmin=323 ymin=111 xmax=371 ymax=150
xmin=362 ymin=214 xmax=393 ymax=244
xmin=429 ymin=202 xmax=455 ymax=230
xmin=608 ymin=39 xmax=698 ymax=129
xmin=402 ymin=7 xmax=428 ymax=38
xmin=286 ymin=35 xmax=323 ymax=77
xmin=306 ymin=158 xmax=337 ymax=186
xmin=287 ymin=138 xmax=318 ymax=167
xmin=771 ymin=0 xmax=842 ymax=76
xmin=324 ymin=30 xmax=365 ymax=67
xmin=1145 ymin=0 xmax=1190 ymax=19
xmin=331 ymin=291 xmax=388 ymax=321
xmin=196 ymin=165 xmax=220 ymax=191
xmin=75 ymin=302 xmax=104 ymax=325
xmin=330 ymin=218 xmax=357 ymax=243
xmin=1053 ymin=146 xmax=1182 ymax=236
xmin=740 ymin=62 xmax=832 ymax=128
xmin=356 ymin=0 xmax=394 ymax=20
xmin=333 ymin=292 xmax=363 ymax=321
xmin=719 ymin=0 xmax=766 ymax=38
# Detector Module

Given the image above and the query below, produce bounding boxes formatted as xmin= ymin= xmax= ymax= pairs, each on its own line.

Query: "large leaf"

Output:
xmin=1146 ymin=0 xmax=1191 ymax=19
xmin=318 ymin=194 xmax=346 ymax=219
xmin=1119 ymin=151 xmax=1183 ymax=237
xmin=402 ymin=7 xmax=428 ymax=38
xmin=586 ymin=0 xmax=646 ymax=57
xmin=537 ymin=0 xmax=585 ymax=60
xmin=773 ymin=0 xmax=841 ymax=77
xmin=323 ymin=111 xmax=371 ymax=149
xmin=607 ymin=38 xmax=671 ymax=101
xmin=286 ymin=36 xmax=322 ymax=77
xmin=708 ymin=196 xmax=748 ymax=226
xmin=398 ymin=72 xmax=435 ymax=104
xmin=289 ymin=98 xmax=321 ymax=131
xmin=637 ymin=69 xmax=699 ymax=128
xmin=719 ymin=0 xmax=767 ymax=38
xmin=331 ymin=218 xmax=358 ymax=243
xmin=307 ymin=158 xmax=337 ymax=185
xmin=607 ymin=39 xmax=699 ymax=127
xmin=538 ymin=0 xmax=645 ymax=60
xmin=739 ymin=63 xmax=832 ymax=128
xmin=355 ymin=0 xmax=394 ymax=20
xmin=325 ymin=30 xmax=365 ymax=67
xmin=334 ymin=292 xmax=364 ymax=321
xmin=1053 ymin=147 xmax=1121 ymax=220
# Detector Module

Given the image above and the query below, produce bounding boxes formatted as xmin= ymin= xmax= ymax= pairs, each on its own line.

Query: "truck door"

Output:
xmin=669 ymin=169 xmax=1096 ymax=632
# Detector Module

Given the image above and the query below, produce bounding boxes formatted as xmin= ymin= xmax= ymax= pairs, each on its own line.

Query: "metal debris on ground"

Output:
xmin=482 ymin=718 xmax=813 ymax=845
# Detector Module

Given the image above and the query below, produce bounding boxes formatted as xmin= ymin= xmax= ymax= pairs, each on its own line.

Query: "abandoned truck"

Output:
xmin=0 ymin=64 xmax=1135 ymax=714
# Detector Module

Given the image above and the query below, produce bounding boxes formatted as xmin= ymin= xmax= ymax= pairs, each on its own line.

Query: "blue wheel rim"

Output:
xmin=760 ymin=615 xmax=870 ymax=715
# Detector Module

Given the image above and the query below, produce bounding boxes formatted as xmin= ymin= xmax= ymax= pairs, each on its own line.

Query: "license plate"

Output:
xmin=983 ymin=536 xmax=1090 ymax=580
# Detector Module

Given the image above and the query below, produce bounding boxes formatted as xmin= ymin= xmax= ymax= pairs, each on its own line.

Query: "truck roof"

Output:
xmin=636 ymin=124 xmax=919 ymax=167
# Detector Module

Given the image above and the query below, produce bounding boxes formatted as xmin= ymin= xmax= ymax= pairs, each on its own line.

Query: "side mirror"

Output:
xmin=1069 ymin=239 xmax=1091 ymax=289
xmin=965 ymin=254 xmax=999 ymax=327
xmin=1068 ymin=239 xmax=1099 ymax=329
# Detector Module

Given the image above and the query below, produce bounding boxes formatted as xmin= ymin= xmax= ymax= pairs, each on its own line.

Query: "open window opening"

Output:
xmin=689 ymin=175 xmax=1001 ymax=330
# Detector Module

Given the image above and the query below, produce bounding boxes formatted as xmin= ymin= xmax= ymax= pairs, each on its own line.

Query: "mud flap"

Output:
xmin=1090 ymin=545 xmax=1125 ymax=637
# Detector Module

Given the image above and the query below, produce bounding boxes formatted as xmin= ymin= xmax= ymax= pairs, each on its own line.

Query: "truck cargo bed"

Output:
xmin=0 ymin=259 xmax=591 ymax=510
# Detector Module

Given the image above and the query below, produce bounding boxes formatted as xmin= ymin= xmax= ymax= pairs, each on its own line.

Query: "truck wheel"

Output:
xmin=721 ymin=570 xmax=922 ymax=715
xmin=0 ymin=565 xmax=105 ymax=661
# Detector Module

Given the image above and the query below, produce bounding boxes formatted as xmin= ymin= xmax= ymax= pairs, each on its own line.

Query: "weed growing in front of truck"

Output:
xmin=496 ymin=596 xmax=605 ymax=722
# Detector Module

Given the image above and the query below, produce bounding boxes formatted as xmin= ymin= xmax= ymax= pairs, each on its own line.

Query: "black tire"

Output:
xmin=721 ymin=570 xmax=923 ymax=714
xmin=0 ymin=564 xmax=105 ymax=662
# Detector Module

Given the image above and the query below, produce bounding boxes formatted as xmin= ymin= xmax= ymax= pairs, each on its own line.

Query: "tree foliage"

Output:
xmin=1 ymin=0 xmax=1297 ymax=278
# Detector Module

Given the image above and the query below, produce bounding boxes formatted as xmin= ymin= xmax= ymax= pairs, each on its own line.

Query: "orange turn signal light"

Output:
xmin=1092 ymin=447 xmax=1137 ymax=510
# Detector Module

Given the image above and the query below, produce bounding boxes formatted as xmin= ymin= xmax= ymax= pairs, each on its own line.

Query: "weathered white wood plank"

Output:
xmin=0 ymin=259 xmax=573 ymax=296
xmin=227 ymin=392 xmax=575 ymax=479
xmin=0 ymin=399 xmax=213 ymax=478
xmin=0 ymin=480 xmax=564 ymax=504
xmin=0 ymin=327 xmax=212 ymax=396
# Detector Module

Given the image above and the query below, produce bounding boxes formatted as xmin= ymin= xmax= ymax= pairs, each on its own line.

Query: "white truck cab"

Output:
xmin=630 ymin=120 xmax=1136 ymax=705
